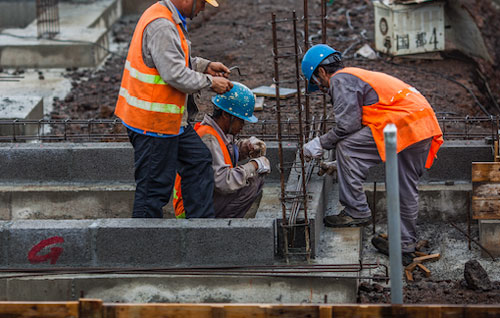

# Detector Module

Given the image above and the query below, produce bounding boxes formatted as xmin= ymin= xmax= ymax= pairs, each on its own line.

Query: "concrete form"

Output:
xmin=0 ymin=0 xmax=121 ymax=68
xmin=0 ymin=0 xmax=36 ymax=29
xmin=479 ymin=220 xmax=500 ymax=257
xmin=0 ymin=96 xmax=43 ymax=137
xmin=0 ymin=218 xmax=275 ymax=268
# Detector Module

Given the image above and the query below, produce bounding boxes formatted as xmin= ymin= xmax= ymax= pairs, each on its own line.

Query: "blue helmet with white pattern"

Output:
xmin=211 ymin=82 xmax=258 ymax=123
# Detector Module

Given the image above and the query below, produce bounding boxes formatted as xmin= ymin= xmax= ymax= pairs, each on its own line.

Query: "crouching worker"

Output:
xmin=173 ymin=82 xmax=271 ymax=218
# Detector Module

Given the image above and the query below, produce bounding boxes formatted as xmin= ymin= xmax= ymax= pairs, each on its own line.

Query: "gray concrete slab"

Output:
xmin=0 ymin=0 xmax=120 ymax=68
xmin=181 ymin=219 xmax=275 ymax=266
xmin=0 ymin=193 xmax=10 ymax=220
xmin=366 ymin=140 xmax=492 ymax=182
xmin=2 ymin=273 xmax=356 ymax=303
xmin=6 ymin=220 xmax=95 ymax=268
xmin=95 ymin=219 xmax=184 ymax=267
xmin=0 ymin=222 xmax=7 ymax=267
xmin=479 ymin=220 xmax=500 ymax=257
xmin=4 ymin=184 xmax=134 ymax=220
xmin=0 ymin=96 xmax=43 ymax=137
xmin=0 ymin=0 xmax=36 ymax=28
xmin=364 ymin=182 xmax=472 ymax=223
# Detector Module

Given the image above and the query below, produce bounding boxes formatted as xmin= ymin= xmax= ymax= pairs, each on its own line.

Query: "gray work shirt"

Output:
xmin=199 ymin=114 xmax=258 ymax=194
xmin=141 ymin=0 xmax=213 ymax=125
xmin=319 ymin=72 xmax=379 ymax=150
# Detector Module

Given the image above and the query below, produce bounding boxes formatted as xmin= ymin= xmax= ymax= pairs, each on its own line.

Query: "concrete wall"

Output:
xmin=366 ymin=140 xmax=493 ymax=182
xmin=0 ymin=0 xmax=36 ymax=28
xmin=0 ymin=218 xmax=275 ymax=269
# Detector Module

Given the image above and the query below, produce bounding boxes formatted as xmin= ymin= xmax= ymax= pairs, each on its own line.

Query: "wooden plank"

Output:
xmin=265 ymin=305 xmax=319 ymax=318
xmin=405 ymin=269 xmax=414 ymax=281
xmin=413 ymin=253 xmax=440 ymax=263
xmin=0 ymin=302 xmax=79 ymax=318
xmin=472 ymin=198 xmax=500 ymax=219
xmin=472 ymin=183 xmax=500 ymax=197
xmin=80 ymin=299 xmax=103 ymax=318
xmin=416 ymin=264 xmax=431 ymax=278
xmin=217 ymin=305 xmax=266 ymax=318
xmin=104 ymin=304 xmax=214 ymax=318
xmin=472 ymin=162 xmax=500 ymax=182
xmin=414 ymin=251 xmax=428 ymax=257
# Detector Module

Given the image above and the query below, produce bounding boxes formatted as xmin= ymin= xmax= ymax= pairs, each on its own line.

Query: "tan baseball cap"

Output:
xmin=205 ymin=0 xmax=219 ymax=7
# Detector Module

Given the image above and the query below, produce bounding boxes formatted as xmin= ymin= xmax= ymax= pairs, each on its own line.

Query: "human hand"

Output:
xmin=206 ymin=62 xmax=230 ymax=78
xmin=318 ymin=160 xmax=337 ymax=176
xmin=248 ymin=136 xmax=266 ymax=158
xmin=211 ymin=77 xmax=233 ymax=94
xmin=251 ymin=156 xmax=271 ymax=174
xmin=303 ymin=136 xmax=324 ymax=161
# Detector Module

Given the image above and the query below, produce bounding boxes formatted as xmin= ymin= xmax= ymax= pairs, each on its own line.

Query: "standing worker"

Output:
xmin=115 ymin=0 xmax=233 ymax=219
xmin=301 ymin=44 xmax=443 ymax=264
xmin=173 ymin=82 xmax=271 ymax=218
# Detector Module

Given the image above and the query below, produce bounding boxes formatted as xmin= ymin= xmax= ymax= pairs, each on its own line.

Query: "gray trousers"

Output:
xmin=335 ymin=126 xmax=431 ymax=252
xmin=213 ymin=175 xmax=265 ymax=218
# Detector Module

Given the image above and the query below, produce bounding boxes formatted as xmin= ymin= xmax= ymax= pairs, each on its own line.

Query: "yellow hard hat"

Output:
xmin=205 ymin=0 xmax=219 ymax=7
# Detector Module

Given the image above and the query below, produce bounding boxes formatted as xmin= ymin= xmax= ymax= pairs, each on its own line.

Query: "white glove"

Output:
xmin=251 ymin=156 xmax=271 ymax=174
xmin=248 ymin=136 xmax=267 ymax=157
xmin=303 ymin=136 xmax=324 ymax=160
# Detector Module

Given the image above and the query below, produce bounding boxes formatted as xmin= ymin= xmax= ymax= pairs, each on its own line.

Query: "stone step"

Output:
xmin=0 ymin=0 xmax=121 ymax=68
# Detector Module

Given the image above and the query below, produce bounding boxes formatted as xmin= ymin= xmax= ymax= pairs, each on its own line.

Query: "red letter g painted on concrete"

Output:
xmin=28 ymin=236 xmax=65 ymax=265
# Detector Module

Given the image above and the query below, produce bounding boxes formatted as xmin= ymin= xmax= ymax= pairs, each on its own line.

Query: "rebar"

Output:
xmin=36 ymin=0 xmax=60 ymax=39
xmin=271 ymin=13 xmax=290 ymax=262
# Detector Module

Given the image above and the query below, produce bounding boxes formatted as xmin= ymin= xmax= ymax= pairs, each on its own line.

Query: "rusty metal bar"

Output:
xmin=293 ymin=11 xmax=311 ymax=261
xmin=36 ymin=0 xmax=60 ymax=39
xmin=449 ymin=222 xmax=496 ymax=261
xmin=303 ymin=0 xmax=311 ymax=137
xmin=272 ymin=13 xmax=290 ymax=263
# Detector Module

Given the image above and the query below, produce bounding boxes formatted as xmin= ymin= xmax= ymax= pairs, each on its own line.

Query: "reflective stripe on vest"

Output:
xmin=124 ymin=60 xmax=167 ymax=85
xmin=335 ymin=67 xmax=443 ymax=168
xmin=173 ymin=123 xmax=233 ymax=218
xmin=114 ymin=2 xmax=189 ymax=135
xmin=119 ymin=87 xmax=185 ymax=114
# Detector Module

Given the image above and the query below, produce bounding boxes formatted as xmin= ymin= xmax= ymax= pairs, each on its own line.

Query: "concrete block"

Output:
xmin=95 ymin=219 xmax=184 ymax=267
xmin=0 ymin=192 xmax=10 ymax=220
xmin=0 ymin=277 xmax=6 ymax=300
xmin=9 ymin=187 xmax=134 ymax=220
xmin=182 ymin=219 xmax=275 ymax=266
xmin=366 ymin=140 xmax=492 ymax=182
xmin=0 ymin=96 xmax=43 ymax=137
xmin=0 ymin=222 xmax=7 ymax=267
xmin=7 ymin=220 xmax=95 ymax=268
xmin=0 ymin=0 xmax=36 ymax=28
xmin=479 ymin=220 xmax=500 ymax=258
xmin=5 ymin=277 xmax=74 ymax=301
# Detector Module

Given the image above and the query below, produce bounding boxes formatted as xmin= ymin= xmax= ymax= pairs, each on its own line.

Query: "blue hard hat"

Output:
xmin=211 ymin=82 xmax=258 ymax=123
xmin=301 ymin=44 xmax=342 ymax=92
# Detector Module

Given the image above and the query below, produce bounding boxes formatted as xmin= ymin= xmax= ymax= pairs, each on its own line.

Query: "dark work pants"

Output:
xmin=127 ymin=125 xmax=215 ymax=218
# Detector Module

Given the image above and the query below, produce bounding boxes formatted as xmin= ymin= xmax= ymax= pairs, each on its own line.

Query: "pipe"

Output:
xmin=384 ymin=123 xmax=403 ymax=304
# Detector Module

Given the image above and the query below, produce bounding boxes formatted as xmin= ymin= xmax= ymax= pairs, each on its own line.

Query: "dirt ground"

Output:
xmin=49 ymin=0 xmax=500 ymax=304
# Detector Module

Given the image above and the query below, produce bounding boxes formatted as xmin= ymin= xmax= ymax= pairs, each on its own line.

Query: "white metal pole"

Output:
xmin=383 ymin=123 xmax=403 ymax=304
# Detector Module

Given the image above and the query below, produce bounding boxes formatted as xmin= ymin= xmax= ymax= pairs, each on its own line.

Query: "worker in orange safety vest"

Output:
xmin=115 ymin=0 xmax=233 ymax=219
xmin=173 ymin=82 xmax=271 ymax=218
xmin=301 ymin=44 xmax=443 ymax=266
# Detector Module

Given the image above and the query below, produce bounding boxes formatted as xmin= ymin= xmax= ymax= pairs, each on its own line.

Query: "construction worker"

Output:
xmin=114 ymin=0 xmax=233 ymax=219
xmin=173 ymin=82 xmax=270 ymax=218
xmin=301 ymin=44 xmax=443 ymax=264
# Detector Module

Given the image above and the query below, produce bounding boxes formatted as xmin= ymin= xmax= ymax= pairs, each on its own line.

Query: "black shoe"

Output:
xmin=324 ymin=210 xmax=371 ymax=227
xmin=371 ymin=236 xmax=389 ymax=256
xmin=371 ymin=235 xmax=416 ymax=266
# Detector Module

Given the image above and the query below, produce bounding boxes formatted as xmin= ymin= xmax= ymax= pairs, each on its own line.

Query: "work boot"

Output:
xmin=324 ymin=210 xmax=371 ymax=227
xmin=371 ymin=235 xmax=416 ymax=266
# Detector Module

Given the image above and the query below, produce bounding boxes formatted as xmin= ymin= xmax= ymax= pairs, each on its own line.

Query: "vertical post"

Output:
xmin=272 ymin=13 xmax=290 ymax=262
xmin=383 ymin=123 xmax=403 ymax=304
xmin=303 ymin=0 xmax=311 ymax=137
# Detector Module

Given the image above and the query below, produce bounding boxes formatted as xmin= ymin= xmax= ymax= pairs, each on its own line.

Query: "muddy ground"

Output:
xmin=49 ymin=0 xmax=500 ymax=304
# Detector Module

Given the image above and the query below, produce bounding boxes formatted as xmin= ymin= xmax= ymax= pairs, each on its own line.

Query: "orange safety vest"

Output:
xmin=114 ymin=3 xmax=189 ymax=135
xmin=173 ymin=123 xmax=233 ymax=218
xmin=335 ymin=67 xmax=443 ymax=168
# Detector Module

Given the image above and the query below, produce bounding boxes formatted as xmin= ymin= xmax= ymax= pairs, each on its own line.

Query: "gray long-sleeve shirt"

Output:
xmin=141 ymin=0 xmax=213 ymax=125
xmin=319 ymin=71 xmax=379 ymax=150
xmin=199 ymin=114 xmax=258 ymax=194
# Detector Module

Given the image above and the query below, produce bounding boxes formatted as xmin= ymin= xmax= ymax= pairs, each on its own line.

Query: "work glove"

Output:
xmin=318 ymin=160 xmax=337 ymax=176
xmin=248 ymin=136 xmax=267 ymax=158
xmin=303 ymin=136 xmax=324 ymax=161
xmin=251 ymin=156 xmax=271 ymax=174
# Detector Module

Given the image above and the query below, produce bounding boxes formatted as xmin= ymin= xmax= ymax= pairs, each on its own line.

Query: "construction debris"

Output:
xmin=464 ymin=259 xmax=493 ymax=291
xmin=404 ymin=253 xmax=441 ymax=281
